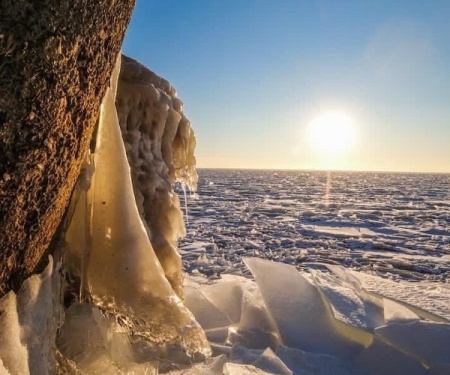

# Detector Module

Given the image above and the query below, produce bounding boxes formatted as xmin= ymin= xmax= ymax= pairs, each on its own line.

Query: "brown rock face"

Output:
xmin=0 ymin=0 xmax=136 ymax=295
xmin=116 ymin=55 xmax=198 ymax=297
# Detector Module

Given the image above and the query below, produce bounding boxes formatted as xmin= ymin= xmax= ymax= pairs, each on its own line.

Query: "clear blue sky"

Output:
xmin=123 ymin=0 xmax=450 ymax=173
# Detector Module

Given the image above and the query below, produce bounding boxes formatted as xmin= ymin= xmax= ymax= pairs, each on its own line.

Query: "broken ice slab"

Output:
xmin=311 ymin=270 xmax=384 ymax=331
xmin=305 ymin=225 xmax=377 ymax=238
xmin=275 ymin=346 xmax=351 ymax=375
xmin=229 ymin=345 xmax=292 ymax=375
xmin=354 ymin=336 xmax=428 ymax=375
xmin=0 ymin=293 xmax=29 ymax=375
xmin=197 ymin=278 xmax=245 ymax=324
xmin=244 ymin=257 xmax=365 ymax=359
xmin=223 ymin=363 xmax=281 ymax=375
xmin=375 ymin=321 xmax=450 ymax=370
xmin=329 ymin=266 xmax=450 ymax=322
xmin=0 ymin=258 xmax=57 ymax=375
xmin=168 ymin=354 xmax=227 ymax=375
xmin=185 ymin=274 xmax=280 ymax=348
xmin=184 ymin=286 xmax=232 ymax=330
xmin=57 ymin=303 xmax=110 ymax=363
xmin=252 ymin=347 xmax=293 ymax=375
xmin=383 ymin=298 xmax=420 ymax=323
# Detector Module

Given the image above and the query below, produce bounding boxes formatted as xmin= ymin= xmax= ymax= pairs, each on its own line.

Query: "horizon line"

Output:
xmin=195 ymin=166 xmax=450 ymax=175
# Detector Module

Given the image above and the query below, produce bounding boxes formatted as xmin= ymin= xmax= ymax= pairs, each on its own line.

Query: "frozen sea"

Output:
xmin=180 ymin=169 xmax=450 ymax=283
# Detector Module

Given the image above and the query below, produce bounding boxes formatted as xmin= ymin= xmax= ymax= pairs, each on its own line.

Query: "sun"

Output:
xmin=307 ymin=111 xmax=356 ymax=156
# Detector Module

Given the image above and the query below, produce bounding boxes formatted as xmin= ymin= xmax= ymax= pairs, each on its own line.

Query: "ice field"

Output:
xmin=180 ymin=169 xmax=450 ymax=286
xmin=175 ymin=169 xmax=450 ymax=374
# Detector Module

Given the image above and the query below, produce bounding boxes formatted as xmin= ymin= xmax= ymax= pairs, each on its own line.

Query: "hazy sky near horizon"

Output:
xmin=123 ymin=0 xmax=450 ymax=173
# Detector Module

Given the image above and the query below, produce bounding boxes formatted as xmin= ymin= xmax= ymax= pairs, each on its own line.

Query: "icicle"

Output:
xmin=182 ymin=182 xmax=190 ymax=227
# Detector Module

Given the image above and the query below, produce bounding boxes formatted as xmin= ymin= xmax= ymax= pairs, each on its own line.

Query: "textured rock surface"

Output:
xmin=116 ymin=55 xmax=198 ymax=297
xmin=0 ymin=0 xmax=136 ymax=294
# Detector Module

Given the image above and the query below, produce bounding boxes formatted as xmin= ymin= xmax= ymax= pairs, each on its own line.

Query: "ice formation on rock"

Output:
xmin=115 ymin=55 xmax=197 ymax=297
xmin=0 ymin=51 xmax=205 ymax=374
xmin=58 ymin=54 xmax=210 ymax=371
xmin=0 ymin=258 xmax=60 ymax=375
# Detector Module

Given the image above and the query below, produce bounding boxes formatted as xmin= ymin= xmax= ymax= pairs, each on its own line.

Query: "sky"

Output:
xmin=123 ymin=0 xmax=450 ymax=173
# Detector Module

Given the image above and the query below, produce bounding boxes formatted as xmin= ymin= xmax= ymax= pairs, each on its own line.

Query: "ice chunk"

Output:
xmin=63 ymin=54 xmax=210 ymax=362
xmin=169 ymin=354 xmax=227 ymax=375
xmin=306 ymin=225 xmax=376 ymax=238
xmin=0 ymin=293 xmax=29 ymax=375
xmin=184 ymin=286 xmax=232 ymax=330
xmin=383 ymin=298 xmax=420 ymax=322
xmin=198 ymin=277 xmax=244 ymax=324
xmin=56 ymin=304 xmax=110 ymax=365
xmin=233 ymin=283 xmax=281 ymax=349
xmin=333 ymin=267 xmax=450 ymax=322
xmin=252 ymin=348 xmax=293 ymax=375
xmin=375 ymin=321 xmax=450 ymax=369
xmin=244 ymin=258 xmax=364 ymax=359
xmin=185 ymin=274 xmax=280 ymax=349
xmin=223 ymin=362 xmax=278 ymax=375
xmin=110 ymin=332 xmax=134 ymax=366
xmin=311 ymin=270 xmax=383 ymax=331
xmin=16 ymin=257 xmax=57 ymax=374
xmin=354 ymin=336 xmax=428 ymax=375
xmin=229 ymin=346 xmax=292 ymax=375
xmin=275 ymin=346 xmax=351 ymax=375
xmin=0 ymin=258 xmax=58 ymax=375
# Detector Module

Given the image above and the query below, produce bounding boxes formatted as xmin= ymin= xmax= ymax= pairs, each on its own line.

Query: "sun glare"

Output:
xmin=307 ymin=111 xmax=356 ymax=156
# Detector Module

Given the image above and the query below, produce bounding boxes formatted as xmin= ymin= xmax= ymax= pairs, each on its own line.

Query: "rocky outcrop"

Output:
xmin=0 ymin=0 xmax=136 ymax=294
xmin=116 ymin=55 xmax=198 ymax=297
